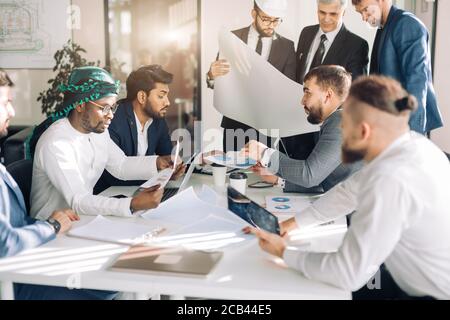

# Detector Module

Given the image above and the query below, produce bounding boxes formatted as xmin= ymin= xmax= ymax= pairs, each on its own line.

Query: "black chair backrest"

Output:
xmin=6 ymin=159 xmax=33 ymax=214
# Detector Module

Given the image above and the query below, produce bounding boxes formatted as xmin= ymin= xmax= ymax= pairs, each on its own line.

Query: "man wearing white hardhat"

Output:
xmin=206 ymin=0 xmax=296 ymax=153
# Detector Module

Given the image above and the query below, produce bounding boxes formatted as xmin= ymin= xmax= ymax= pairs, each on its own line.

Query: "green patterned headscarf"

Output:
xmin=26 ymin=67 xmax=120 ymax=159
xmin=52 ymin=66 xmax=120 ymax=121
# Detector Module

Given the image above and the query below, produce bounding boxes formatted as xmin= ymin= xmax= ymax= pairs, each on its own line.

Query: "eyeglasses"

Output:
xmin=89 ymin=100 xmax=118 ymax=115
xmin=256 ymin=11 xmax=283 ymax=27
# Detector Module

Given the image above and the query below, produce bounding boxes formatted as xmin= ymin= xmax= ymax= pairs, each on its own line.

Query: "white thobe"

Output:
xmin=31 ymin=118 xmax=158 ymax=219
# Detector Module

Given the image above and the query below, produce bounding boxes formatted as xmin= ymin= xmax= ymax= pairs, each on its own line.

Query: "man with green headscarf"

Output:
xmin=30 ymin=67 xmax=175 ymax=220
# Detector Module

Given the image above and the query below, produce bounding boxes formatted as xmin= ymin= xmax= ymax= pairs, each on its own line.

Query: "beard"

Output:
xmin=144 ymin=101 xmax=167 ymax=119
xmin=305 ymin=103 xmax=324 ymax=125
xmin=307 ymin=108 xmax=323 ymax=125
xmin=341 ymin=144 xmax=366 ymax=164
xmin=0 ymin=126 xmax=8 ymax=138
xmin=368 ymin=17 xmax=382 ymax=29
xmin=81 ymin=113 xmax=107 ymax=134
xmin=254 ymin=21 xmax=274 ymax=38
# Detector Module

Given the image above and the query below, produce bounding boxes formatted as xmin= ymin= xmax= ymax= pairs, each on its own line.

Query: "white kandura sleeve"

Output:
xmin=105 ymin=137 xmax=158 ymax=180
xmin=40 ymin=140 xmax=133 ymax=217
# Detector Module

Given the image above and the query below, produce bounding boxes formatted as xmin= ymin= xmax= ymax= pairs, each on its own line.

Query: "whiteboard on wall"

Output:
xmin=0 ymin=0 xmax=71 ymax=69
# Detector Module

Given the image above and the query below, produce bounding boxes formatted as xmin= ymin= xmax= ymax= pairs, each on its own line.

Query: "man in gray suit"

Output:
xmin=242 ymin=65 xmax=361 ymax=193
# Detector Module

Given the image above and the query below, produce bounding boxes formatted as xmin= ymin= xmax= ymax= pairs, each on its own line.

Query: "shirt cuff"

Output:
xmin=275 ymin=178 xmax=285 ymax=189
xmin=260 ymin=148 xmax=276 ymax=167
xmin=283 ymin=246 xmax=310 ymax=277
xmin=37 ymin=220 xmax=58 ymax=240
xmin=206 ymin=73 xmax=215 ymax=89
xmin=121 ymin=197 xmax=134 ymax=217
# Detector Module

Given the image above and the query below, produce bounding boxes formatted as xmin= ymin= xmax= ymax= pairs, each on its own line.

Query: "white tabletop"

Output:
xmin=0 ymin=172 xmax=350 ymax=300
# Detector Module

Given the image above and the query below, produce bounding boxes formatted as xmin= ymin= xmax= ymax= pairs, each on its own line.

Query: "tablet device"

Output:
xmin=227 ymin=186 xmax=280 ymax=235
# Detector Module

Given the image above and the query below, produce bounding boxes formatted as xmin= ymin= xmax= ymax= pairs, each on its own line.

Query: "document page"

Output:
xmin=214 ymin=28 xmax=319 ymax=137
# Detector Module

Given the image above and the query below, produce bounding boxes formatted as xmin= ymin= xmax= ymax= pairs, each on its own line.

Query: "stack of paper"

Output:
xmin=67 ymin=216 xmax=164 ymax=245
xmin=141 ymin=187 xmax=251 ymax=250
xmin=140 ymin=140 xmax=181 ymax=189
xmin=153 ymin=215 xmax=250 ymax=250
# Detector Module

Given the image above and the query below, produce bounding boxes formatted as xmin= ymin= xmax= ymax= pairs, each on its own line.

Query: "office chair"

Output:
xmin=6 ymin=159 xmax=33 ymax=213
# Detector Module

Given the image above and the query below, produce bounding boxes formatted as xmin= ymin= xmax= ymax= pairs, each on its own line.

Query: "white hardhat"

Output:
xmin=254 ymin=0 xmax=288 ymax=18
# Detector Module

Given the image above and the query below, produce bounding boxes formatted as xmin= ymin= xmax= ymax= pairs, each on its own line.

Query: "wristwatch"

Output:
xmin=47 ymin=218 xmax=61 ymax=234
xmin=206 ymin=72 xmax=215 ymax=89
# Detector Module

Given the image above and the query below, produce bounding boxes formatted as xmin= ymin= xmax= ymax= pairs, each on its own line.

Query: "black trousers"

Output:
xmin=352 ymin=265 xmax=436 ymax=300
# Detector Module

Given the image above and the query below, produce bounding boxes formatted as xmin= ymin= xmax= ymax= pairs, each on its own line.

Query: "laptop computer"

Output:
xmin=161 ymin=152 xmax=198 ymax=202
xmin=109 ymin=245 xmax=223 ymax=278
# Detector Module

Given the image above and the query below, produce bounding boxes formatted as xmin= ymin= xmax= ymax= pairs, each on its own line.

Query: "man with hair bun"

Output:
xmin=246 ymin=75 xmax=450 ymax=300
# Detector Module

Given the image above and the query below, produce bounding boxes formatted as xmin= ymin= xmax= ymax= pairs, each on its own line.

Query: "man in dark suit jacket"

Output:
xmin=284 ymin=0 xmax=369 ymax=160
xmin=95 ymin=65 xmax=184 ymax=194
xmin=296 ymin=0 xmax=369 ymax=84
xmin=352 ymin=0 xmax=443 ymax=134
xmin=206 ymin=0 xmax=296 ymax=152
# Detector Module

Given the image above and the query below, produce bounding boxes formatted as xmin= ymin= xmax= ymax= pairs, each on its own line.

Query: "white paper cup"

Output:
xmin=212 ymin=164 xmax=227 ymax=187
xmin=229 ymin=172 xmax=248 ymax=195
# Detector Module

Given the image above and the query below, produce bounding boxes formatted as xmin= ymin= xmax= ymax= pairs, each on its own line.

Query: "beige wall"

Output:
xmin=6 ymin=0 xmax=106 ymax=126
xmin=431 ymin=1 xmax=450 ymax=153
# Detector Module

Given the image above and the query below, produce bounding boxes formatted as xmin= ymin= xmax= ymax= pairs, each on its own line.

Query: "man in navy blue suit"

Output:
xmin=352 ymin=0 xmax=443 ymax=134
xmin=95 ymin=65 xmax=184 ymax=193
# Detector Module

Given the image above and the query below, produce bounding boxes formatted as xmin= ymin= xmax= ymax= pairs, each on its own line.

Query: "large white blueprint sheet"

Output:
xmin=214 ymin=29 xmax=319 ymax=138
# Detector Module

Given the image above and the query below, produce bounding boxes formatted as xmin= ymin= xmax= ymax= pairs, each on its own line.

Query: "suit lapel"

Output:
xmin=233 ymin=26 xmax=250 ymax=44
xmin=298 ymin=25 xmax=320 ymax=82
xmin=323 ymin=24 xmax=347 ymax=64
xmin=146 ymin=121 xmax=157 ymax=156
xmin=268 ymin=34 xmax=283 ymax=69
xmin=124 ymin=101 xmax=138 ymax=155
xmin=377 ymin=6 xmax=400 ymax=72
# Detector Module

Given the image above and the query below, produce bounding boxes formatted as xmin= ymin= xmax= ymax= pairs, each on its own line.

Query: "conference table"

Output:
xmin=0 ymin=172 xmax=350 ymax=300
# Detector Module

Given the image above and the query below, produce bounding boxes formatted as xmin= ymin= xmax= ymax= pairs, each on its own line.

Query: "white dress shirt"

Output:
xmin=31 ymin=118 xmax=159 ymax=220
xmin=134 ymin=112 xmax=153 ymax=157
xmin=247 ymin=24 xmax=273 ymax=62
xmin=283 ymin=132 xmax=450 ymax=299
xmin=305 ymin=23 xmax=342 ymax=75
xmin=260 ymin=147 xmax=285 ymax=188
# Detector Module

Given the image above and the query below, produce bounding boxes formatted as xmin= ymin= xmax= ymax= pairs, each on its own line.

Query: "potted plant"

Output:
xmin=37 ymin=39 xmax=100 ymax=116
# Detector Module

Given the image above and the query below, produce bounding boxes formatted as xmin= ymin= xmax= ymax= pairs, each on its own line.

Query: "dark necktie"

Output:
xmin=370 ymin=28 xmax=383 ymax=74
xmin=255 ymin=35 xmax=263 ymax=55
xmin=310 ymin=34 xmax=327 ymax=70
